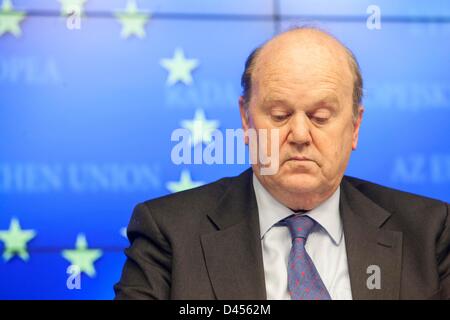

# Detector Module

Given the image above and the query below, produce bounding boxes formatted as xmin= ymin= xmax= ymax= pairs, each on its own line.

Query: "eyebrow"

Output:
xmin=261 ymin=95 xmax=339 ymax=109
xmin=314 ymin=96 xmax=339 ymax=108
xmin=261 ymin=96 xmax=295 ymax=109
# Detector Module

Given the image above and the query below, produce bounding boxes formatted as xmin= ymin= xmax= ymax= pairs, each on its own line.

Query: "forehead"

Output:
xmin=251 ymin=32 xmax=354 ymax=104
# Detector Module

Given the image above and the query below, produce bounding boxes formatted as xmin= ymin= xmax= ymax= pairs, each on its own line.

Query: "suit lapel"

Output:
xmin=201 ymin=168 xmax=267 ymax=299
xmin=340 ymin=178 xmax=403 ymax=299
xmin=201 ymin=170 xmax=404 ymax=300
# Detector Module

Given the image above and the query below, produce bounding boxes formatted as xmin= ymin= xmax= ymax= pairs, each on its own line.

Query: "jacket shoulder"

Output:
xmin=344 ymin=175 xmax=448 ymax=213
xmin=136 ymin=170 xmax=249 ymax=221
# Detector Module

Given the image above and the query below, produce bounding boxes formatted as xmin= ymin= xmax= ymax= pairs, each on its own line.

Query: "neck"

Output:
xmin=253 ymin=174 xmax=340 ymax=211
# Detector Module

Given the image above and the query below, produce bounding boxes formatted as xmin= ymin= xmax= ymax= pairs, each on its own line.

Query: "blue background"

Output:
xmin=0 ymin=0 xmax=449 ymax=299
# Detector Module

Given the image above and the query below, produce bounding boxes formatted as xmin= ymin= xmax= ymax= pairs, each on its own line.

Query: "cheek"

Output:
xmin=249 ymin=112 xmax=268 ymax=130
xmin=313 ymin=126 xmax=353 ymax=165
xmin=251 ymin=116 xmax=288 ymax=146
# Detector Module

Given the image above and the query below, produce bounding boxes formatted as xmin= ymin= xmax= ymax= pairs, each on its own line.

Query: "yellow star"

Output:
xmin=0 ymin=0 xmax=26 ymax=38
xmin=58 ymin=0 xmax=86 ymax=16
xmin=62 ymin=234 xmax=102 ymax=278
xmin=120 ymin=227 xmax=127 ymax=239
xmin=115 ymin=0 xmax=150 ymax=39
xmin=166 ymin=170 xmax=204 ymax=193
xmin=181 ymin=109 xmax=220 ymax=146
xmin=0 ymin=217 xmax=36 ymax=261
xmin=160 ymin=48 xmax=199 ymax=86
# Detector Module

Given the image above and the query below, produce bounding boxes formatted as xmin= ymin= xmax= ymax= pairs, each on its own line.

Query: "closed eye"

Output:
xmin=311 ymin=116 xmax=329 ymax=124
xmin=271 ymin=114 xmax=291 ymax=122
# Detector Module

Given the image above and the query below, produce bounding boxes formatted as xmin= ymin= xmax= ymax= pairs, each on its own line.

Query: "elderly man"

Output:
xmin=114 ymin=27 xmax=450 ymax=300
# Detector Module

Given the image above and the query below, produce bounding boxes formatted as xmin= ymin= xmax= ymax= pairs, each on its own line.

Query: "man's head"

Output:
xmin=239 ymin=27 xmax=364 ymax=210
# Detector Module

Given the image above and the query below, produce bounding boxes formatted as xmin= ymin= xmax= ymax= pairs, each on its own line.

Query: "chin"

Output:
xmin=275 ymin=172 xmax=321 ymax=194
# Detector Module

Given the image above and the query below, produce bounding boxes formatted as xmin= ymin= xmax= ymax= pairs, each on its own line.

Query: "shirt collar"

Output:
xmin=253 ymin=174 xmax=343 ymax=245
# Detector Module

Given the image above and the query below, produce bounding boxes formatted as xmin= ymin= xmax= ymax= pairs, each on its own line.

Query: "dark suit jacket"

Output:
xmin=114 ymin=168 xmax=450 ymax=300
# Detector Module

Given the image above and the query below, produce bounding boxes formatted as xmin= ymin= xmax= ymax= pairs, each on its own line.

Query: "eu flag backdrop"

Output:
xmin=0 ymin=0 xmax=449 ymax=299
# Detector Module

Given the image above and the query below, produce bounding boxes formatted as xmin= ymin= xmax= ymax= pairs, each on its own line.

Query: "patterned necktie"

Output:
xmin=283 ymin=214 xmax=331 ymax=300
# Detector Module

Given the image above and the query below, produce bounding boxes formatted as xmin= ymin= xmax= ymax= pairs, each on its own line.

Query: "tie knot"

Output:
xmin=284 ymin=214 xmax=316 ymax=240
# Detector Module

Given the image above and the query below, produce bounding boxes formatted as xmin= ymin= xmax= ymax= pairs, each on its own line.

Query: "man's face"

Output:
xmin=240 ymin=36 xmax=363 ymax=208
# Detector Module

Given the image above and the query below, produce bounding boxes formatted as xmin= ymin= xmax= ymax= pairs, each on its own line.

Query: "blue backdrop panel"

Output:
xmin=280 ymin=0 xmax=450 ymax=17
xmin=12 ymin=0 xmax=274 ymax=15
xmin=0 ymin=0 xmax=449 ymax=299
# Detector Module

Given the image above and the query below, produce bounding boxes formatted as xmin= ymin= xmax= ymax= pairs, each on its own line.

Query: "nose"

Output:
xmin=287 ymin=112 xmax=312 ymax=146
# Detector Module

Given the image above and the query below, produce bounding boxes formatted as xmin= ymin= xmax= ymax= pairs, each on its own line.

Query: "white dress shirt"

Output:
xmin=253 ymin=174 xmax=353 ymax=300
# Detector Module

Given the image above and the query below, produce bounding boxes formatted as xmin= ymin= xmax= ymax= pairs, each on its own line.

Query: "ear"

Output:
xmin=239 ymin=96 xmax=250 ymax=145
xmin=352 ymin=105 xmax=364 ymax=150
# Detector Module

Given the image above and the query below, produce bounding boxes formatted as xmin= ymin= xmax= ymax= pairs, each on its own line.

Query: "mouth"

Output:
xmin=285 ymin=156 xmax=319 ymax=168
xmin=287 ymin=156 xmax=313 ymax=162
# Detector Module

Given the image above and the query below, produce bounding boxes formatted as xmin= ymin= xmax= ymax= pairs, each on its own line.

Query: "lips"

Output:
xmin=288 ymin=156 xmax=312 ymax=162
xmin=285 ymin=156 xmax=319 ymax=168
